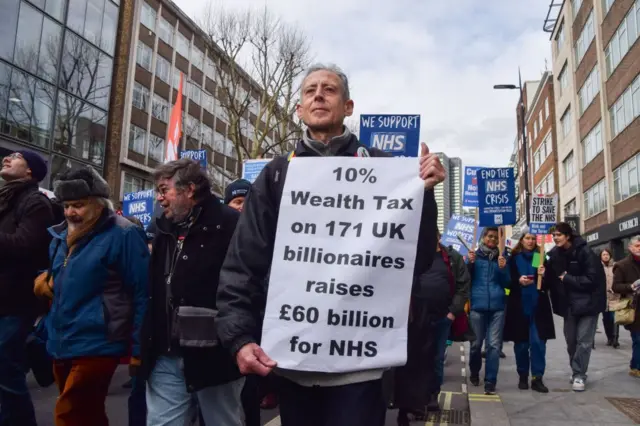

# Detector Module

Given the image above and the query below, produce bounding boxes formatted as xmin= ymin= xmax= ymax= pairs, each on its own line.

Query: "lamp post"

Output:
xmin=494 ymin=70 xmax=531 ymax=226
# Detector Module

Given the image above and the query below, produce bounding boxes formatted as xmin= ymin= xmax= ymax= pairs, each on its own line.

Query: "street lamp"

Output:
xmin=494 ymin=70 xmax=531 ymax=226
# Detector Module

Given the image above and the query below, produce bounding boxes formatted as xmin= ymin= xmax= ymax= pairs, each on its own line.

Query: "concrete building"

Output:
xmin=547 ymin=0 xmax=640 ymax=259
xmin=0 ymin=0 xmax=120 ymax=188
xmin=435 ymin=152 xmax=463 ymax=232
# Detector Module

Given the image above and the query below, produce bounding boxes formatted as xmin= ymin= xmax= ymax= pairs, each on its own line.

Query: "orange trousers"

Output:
xmin=53 ymin=357 xmax=119 ymax=426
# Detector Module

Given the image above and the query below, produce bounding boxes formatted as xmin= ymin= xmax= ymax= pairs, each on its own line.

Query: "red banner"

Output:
xmin=165 ymin=73 xmax=183 ymax=163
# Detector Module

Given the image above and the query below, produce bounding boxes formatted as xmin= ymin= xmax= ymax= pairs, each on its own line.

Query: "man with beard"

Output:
xmin=0 ymin=150 xmax=55 ymax=426
xmin=140 ymin=159 xmax=244 ymax=426
xmin=34 ymin=167 xmax=149 ymax=426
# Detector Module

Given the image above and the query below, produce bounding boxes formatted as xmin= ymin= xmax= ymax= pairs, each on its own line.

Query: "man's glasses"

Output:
xmin=4 ymin=153 xmax=23 ymax=161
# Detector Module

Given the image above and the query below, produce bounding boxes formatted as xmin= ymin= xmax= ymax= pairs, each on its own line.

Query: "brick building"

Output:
xmin=547 ymin=0 xmax=640 ymax=259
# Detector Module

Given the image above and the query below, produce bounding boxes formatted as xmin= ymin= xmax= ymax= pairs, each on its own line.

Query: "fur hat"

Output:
xmin=53 ymin=167 xmax=110 ymax=202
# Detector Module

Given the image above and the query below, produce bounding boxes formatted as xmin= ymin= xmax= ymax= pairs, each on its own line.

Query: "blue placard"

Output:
xmin=463 ymin=166 xmax=481 ymax=208
xmin=123 ymin=189 xmax=155 ymax=229
xmin=179 ymin=149 xmax=207 ymax=169
xmin=477 ymin=167 xmax=516 ymax=227
xmin=359 ymin=114 xmax=421 ymax=157
xmin=243 ymin=159 xmax=271 ymax=183
xmin=440 ymin=214 xmax=484 ymax=257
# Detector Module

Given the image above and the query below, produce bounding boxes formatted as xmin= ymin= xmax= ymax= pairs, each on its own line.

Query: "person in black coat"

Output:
xmin=0 ymin=150 xmax=54 ymax=426
xmin=138 ymin=159 xmax=244 ymax=426
xmin=503 ymin=228 xmax=555 ymax=393
xmin=541 ymin=222 xmax=606 ymax=393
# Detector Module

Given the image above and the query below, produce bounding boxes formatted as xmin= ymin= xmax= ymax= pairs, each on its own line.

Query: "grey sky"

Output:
xmin=174 ymin=0 xmax=552 ymax=168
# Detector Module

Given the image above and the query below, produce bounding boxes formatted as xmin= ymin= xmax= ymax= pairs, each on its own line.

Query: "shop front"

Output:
xmin=583 ymin=212 xmax=640 ymax=260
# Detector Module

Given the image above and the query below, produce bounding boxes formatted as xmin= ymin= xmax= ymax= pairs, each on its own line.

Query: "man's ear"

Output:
xmin=187 ymin=182 xmax=196 ymax=199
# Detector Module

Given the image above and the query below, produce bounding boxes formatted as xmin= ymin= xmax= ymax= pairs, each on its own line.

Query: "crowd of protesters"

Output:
xmin=0 ymin=63 xmax=639 ymax=426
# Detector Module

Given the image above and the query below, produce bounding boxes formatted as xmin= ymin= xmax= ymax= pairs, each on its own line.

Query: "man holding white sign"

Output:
xmin=216 ymin=63 xmax=445 ymax=426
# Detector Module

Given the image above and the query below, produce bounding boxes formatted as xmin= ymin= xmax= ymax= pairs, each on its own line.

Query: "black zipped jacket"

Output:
xmin=139 ymin=194 xmax=241 ymax=391
xmin=216 ymin=136 xmax=440 ymax=358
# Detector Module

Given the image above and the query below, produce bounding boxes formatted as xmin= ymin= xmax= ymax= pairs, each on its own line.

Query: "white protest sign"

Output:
xmin=261 ymin=157 xmax=425 ymax=373
xmin=530 ymin=194 xmax=558 ymax=235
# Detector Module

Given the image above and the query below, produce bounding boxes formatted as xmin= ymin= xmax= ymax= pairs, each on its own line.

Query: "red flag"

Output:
xmin=165 ymin=73 xmax=183 ymax=163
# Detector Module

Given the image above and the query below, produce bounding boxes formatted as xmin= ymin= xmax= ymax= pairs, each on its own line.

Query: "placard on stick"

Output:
xmin=530 ymin=194 xmax=558 ymax=235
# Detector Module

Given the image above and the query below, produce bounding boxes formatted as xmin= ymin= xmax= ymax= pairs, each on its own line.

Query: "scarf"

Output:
xmin=0 ymin=179 xmax=33 ymax=217
xmin=515 ymin=250 xmax=539 ymax=317
xmin=633 ymin=254 xmax=640 ymax=264
xmin=302 ymin=126 xmax=352 ymax=156
xmin=478 ymin=242 xmax=499 ymax=260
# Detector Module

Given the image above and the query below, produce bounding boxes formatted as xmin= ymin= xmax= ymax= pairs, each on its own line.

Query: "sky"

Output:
xmin=173 ymin=0 xmax=553 ymax=169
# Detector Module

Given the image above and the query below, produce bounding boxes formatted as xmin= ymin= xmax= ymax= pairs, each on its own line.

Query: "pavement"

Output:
xmin=467 ymin=317 xmax=640 ymax=426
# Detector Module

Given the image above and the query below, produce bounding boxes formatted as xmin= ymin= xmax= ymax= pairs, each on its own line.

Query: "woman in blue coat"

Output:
xmin=503 ymin=228 xmax=555 ymax=393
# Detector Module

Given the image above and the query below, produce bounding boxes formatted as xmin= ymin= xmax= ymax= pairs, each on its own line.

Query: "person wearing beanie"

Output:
xmin=0 ymin=151 xmax=55 ymax=426
xmin=34 ymin=166 xmax=149 ymax=426
xmin=612 ymin=236 xmax=640 ymax=378
xmin=541 ymin=222 xmax=606 ymax=392
xmin=224 ymin=179 xmax=251 ymax=212
xmin=503 ymin=227 xmax=555 ymax=393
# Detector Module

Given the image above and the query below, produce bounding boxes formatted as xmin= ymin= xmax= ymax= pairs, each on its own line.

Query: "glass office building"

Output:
xmin=0 ymin=0 xmax=119 ymax=188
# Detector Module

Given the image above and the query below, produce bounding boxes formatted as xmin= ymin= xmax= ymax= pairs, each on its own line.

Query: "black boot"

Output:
xmin=470 ymin=375 xmax=480 ymax=386
xmin=613 ymin=338 xmax=620 ymax=349
xmin=499 ymin=350 xmax=506 ymax=358
xmin=531 ymin=377 xmax=549 ymax=393
xmin=426 ymin=393 xmax=441 ymax=412
xmin=518 ymin=375 xmax=529 ymax=390
xmin=397 ymin=409 xmax=410 ymax=426
xmin=607 ymin=338 xmax=613 ymax=346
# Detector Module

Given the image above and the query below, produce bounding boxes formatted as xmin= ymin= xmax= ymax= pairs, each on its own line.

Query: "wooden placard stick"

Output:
xmin=472 ymin=208 xmax=479 ymax=251
xmin=456 ymin=235 xmax=471 ymax=253
xmin=498 ymin=226 xmax=506 ymax=255
xmin=537 ymin=242 xmax=544 ymax=290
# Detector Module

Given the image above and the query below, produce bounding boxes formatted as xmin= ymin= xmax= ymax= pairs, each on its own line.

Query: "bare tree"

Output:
xmin=200 ymin=4 xmax=310 ymax=180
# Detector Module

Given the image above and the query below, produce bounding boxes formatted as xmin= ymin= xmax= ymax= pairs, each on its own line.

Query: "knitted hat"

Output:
xmin=224 ymin=179 xmax=251 ymax=204
xmin=53 ymin=167 xmax=110 ymax=202
xmin=17 ymin=150 xmax=48 ymax=182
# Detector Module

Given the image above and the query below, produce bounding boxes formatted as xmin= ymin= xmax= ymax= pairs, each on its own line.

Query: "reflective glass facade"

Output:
xmin=0 ymin=0 xmax=119 ymax=188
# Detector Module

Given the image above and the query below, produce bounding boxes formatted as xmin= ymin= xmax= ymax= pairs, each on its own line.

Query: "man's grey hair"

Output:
xmin=301 ymin=63 xmax=351 ymax=100
xmin=630 ymin=235 xmax=640 ymax=245
xmin=96 ymin=197 xmax=114 ymax=211
xmin=153 ymin=158 xmax=211 ymax=200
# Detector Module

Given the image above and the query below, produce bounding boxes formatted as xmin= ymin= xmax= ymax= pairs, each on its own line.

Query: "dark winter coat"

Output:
xmin=612 ymin=255 xmax=640 ymax=332
xmin=0 ymin=182 xmax=55 ymax=317
xmin=139 ymin=194 xmax=241 ymax=392
xmin=216 ymin=136 xmax=440 ymax=359
xmin=545 ymin=236 xmax=607 ymax=317
xmin=503 ymin=252 xmax=555 ymax=343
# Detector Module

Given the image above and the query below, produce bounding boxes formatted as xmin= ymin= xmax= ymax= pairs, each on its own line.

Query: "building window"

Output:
xmin=603 ymin=0 xmax=615 ymax=15
xmin=561 ymin=107 xmax=572 ymax=138
xmin=188 ymin=81 xmax=201 ymax=105
xmin=155 ymin=55 xmax=170 ymax=83
xmin=132 ymin=82 xmax=149 ymax=111
xmin=533 ymin=132 xmax=552 ymax=172
xmin=584 ymin=179 xmax=607 ymax=218
xmin=151 ymin=94 xmax=168 ymax=122
xmin=148 ymin=133 xmax=164 ymax=162
xmin=605 ymin=2 xmax=640 ymax=76
xmin=556 ymin=21 xmax=565 ymax=49
xmin=564 ymin=198 xmax=577 ymax=216
xmin=140 ymin=1 xmax=156 ymax=32
xmin=191 ymin=46 xmax=203 ymax=70
xmin=136 ymin=41 xmax=152 ymax=71
xmin=563 ymin=151 xmax=575 ymax=182
xmin=544 ymin=98 xmax=549 ymax=119
xmin=123 ymin=173 xmax=153 ymax=195
xmin=158 ymin=17 xmax=173 ymax=46
xmin=582 ymin=121 xmax=603 ymax=165
xmin=572 ymin=0 xmax=583 ymax=18
xmin=172 ymin=68 xmax=183 ymax=89
xmin=558 ymin=63 xmax=569 ymax=97
xmin=534 ymin=172 xmax=554 ymax=195
xmin=201 ymin=124 xmax=213 ymax=148
xmin=578 ymin=65 xmax=600 ymax=115
xmin=575 ymin=10 xmax=594 ymax=65
xmin=533 ymin=122 xmax=538 ymax=140
xmin=610 ymin=74 xmax=640 ymax=137
xmin=175 ymin=32 xmax=190 ymax=59
xmin=205 ymin=57 xmax=216 ymax=81
xmin=128 ymin=124 xmax=145 ymax=154
xmin=202 ymin=91 xmax=213 ymax=112
xmin=613 ymin=152 xmax=640 ymax=202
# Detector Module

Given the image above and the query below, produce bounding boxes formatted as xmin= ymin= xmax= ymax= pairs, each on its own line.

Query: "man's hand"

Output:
xmin=446 ymin=312 xmax=456 ymax=321
xmin=236 ymin=343 xmax=277 ymax=376
xmin=468 ymin=251 xmax=476 ymax=263
xmin=419 ymin=143 xmax=446 ymax=190
xmin=559 ymin=272 xmax=566 ymax=281
xmin=538 ymin=266 xmax=545 ymax=276
xmin=498 ymin=256 xmax=507 ymax=269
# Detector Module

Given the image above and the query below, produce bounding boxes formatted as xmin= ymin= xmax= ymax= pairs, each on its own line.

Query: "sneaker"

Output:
xmin=572 ymin=378 xmax=585 ymax=392
xmin=485 ymin=383 xmax=497 ymax=395
xmin=629 ymin=369 xmax=640 ymax=377
xmin=470 ymin=375 xmax=480 ymax=386
xmin=518 ymin=376 xmax=529 ymax=390
xmin=531 ymin=377 xmax=549 ymax=393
